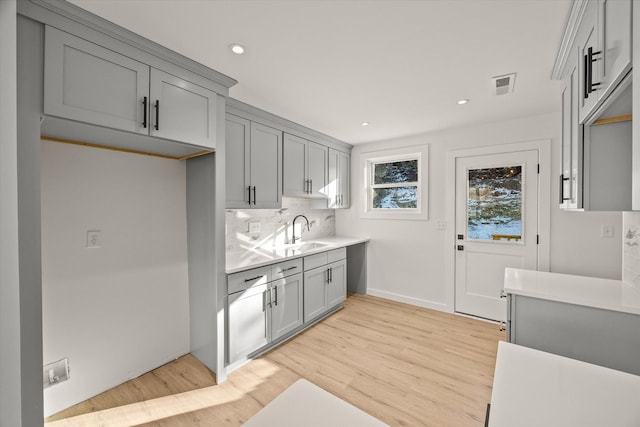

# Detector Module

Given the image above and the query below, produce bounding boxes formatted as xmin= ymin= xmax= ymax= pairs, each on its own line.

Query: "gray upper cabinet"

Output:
xmin=283 ymin=133 xmax=328 ymax=199
xmin=328 ymin=149 xmax=350 ymax=209
xmin=560 ymin=51 xmax=582 ymax=210
xmin=577 ymin=1 xmax=599 ymax=123
xmin=44 ymin=25 xmax=149 ymax=135
xmin=575 ymin=0 xmax=632 ymax=123
xmin=44 ymin=26 xmax=217 ymax=149
xmin=598 ymin=0 xmax=632 ymax=102
xmin=149 ymin=68 xmax=217 ymax=148
xmin=226 ymin=113 xmax=282 ymax=209
xmin=556 ymin=0 xmax=633 ymax=212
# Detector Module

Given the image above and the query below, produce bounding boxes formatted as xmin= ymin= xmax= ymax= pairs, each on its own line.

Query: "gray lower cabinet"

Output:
xmin=283 ymin=133 xmax=328 ymax=199
xmin=226 ymin=114 xmax=282 ymax=208
xmin=303 ymin=248 xmax=347 ymax=323
xmin=227 ymin=259 xmax=303 ymax=365
xmin=507 ymin=293 xmax=640 ymax=376
xmin=227 ymin=268 xmax=303 ymax=365
xmin=44 ymin=25 xmax=217 ymax=149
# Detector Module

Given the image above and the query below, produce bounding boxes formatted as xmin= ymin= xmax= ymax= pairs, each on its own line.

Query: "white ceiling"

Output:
xmin=68 ymin=0 xmax=571 ymax=145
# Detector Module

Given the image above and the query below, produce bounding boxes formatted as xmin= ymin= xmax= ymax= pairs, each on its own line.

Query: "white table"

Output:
xmin=489 ymin=342 xmax=640 ymax=427
xmin=243 ymin=379 xmax=388 ymax=426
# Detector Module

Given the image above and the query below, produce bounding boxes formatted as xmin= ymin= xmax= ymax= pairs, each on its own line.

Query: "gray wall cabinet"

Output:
xmin=556 ymin=0 xmax=632 ymax=211
xmin=225 ymin=114 xmax=282 ymax=209
xmin=328 ymin=148 xmax=350 ymax=209
xmin=44 ymin=26 xmax=218 ymax=149
xmin=283 ymin=133 xmax=328 ymax=199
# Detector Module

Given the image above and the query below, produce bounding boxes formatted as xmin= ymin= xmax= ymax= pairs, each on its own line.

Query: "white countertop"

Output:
xmin=226 ymin=236 xmax=369 ymax=274
xmin=503 ymin=268 xmax=640 ymax=315
xmin=489 ymin=342 xmax=640 ymax=427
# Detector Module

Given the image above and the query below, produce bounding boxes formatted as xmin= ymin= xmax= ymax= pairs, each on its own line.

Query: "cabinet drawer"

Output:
xmin=272 ymin=258 xmax=303 ymax=280
xmin=327 ymin=247 xmax=347 ymax=263
xmin=304 ymin=252 xmax=328 ymax=271
xmin=228 ymin=265 xmax=271 ymax=294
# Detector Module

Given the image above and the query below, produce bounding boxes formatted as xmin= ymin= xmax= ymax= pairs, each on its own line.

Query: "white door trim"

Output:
xmin=444 ymin=140 xmax=551 ymax=312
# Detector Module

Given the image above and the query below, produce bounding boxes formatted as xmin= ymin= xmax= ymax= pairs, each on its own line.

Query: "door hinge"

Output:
xmin=537 ymin=235 xmax=539 ymax=244
xmin=537 ymin=164 xmax=540 ymax=174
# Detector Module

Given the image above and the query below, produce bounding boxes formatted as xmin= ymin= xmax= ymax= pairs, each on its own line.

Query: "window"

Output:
xmin=361 ymin=145 xmax=428 ymax=220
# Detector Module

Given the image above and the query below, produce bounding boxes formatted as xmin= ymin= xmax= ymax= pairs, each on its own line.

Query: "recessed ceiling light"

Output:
xmin=361 ymin=122 xmax=370 ymax=126
xmin=229 ymin=44 xmax=245 ymax=55
xmin=457 ymin=99 xmax=470 ymax=105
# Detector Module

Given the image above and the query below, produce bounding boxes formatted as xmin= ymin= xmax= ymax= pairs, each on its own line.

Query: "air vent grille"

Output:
xmin=492 ymin=73 xmax=516 ymax=96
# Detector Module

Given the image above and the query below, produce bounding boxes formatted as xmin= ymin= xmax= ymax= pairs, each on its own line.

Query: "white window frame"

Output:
xmin=360 ymin=144 xmax=428 ymax=220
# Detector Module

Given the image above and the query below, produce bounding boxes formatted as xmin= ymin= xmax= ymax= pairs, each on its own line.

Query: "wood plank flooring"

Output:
xmin=45 ymin=294 xmax=505 ymax=426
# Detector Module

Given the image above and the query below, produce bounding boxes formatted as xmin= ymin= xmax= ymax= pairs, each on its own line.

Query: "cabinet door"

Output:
xmin=304 ymin=267 xmax=328 ymax=323
xmin=328 ymin=149 xmax=339 ymax=208
xmin=577 ymin=1 xmax=599 ymax=123
xmin=326 ymin=260 xmax=346 ymax=309
xmin=307 ymin=142 xmax=328 ymax=198
xmin=44 ymin=26 xmax=149 ymax=135
xmin=226 ymin=114 xmax=251 ymax=208
xmin=337 ymin=151 xmax=350 ymax=208
xmin=283 ymin=133 xmax=308 ymax=197
xmin=270 ymin=274 xmax=303 ymax=340
xmin=149 ymin=68 xmax=217 ymax=149
xmin=560 ymin=57 xmax=582 ymax=210
xmin=228 ymin=284 xmax=269 ymax=364
xmin=250 ymin=123 xmax=282 ymax=208
xmin=598 ymin=0 xmax=632 ymax=101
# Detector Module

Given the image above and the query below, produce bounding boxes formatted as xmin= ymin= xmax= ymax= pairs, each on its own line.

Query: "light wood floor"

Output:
xmin=46 ymin=294 xmax=505 ymax=426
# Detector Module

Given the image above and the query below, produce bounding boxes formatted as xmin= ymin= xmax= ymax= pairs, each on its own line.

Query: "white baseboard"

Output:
xmin=366 ymin=289 xmax=452 ymax=313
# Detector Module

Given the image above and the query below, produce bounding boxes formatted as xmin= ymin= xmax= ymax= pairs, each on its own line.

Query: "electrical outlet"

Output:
xmin=436 ymin=221 xmax=447 ymax=230
xmin=601 ymin=224 xmax=614 ymax=238
xmin=43 ymin=358 xmax=70 ymax=389
xmin=249 ymin=222 xmax=261 ymax=234
xmin=86 ymin=230 xmax=101 ymax=248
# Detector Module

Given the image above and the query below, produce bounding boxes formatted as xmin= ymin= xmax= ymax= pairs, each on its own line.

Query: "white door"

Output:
xmin=455 ymin=149 xmax=539 ymax=320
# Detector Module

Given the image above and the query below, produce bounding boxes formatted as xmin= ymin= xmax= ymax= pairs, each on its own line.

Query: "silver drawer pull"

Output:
xmin=244 ymin=275 xmax=264 ymax=283
xmin=282 ymin=266 xmax=298 ymax=272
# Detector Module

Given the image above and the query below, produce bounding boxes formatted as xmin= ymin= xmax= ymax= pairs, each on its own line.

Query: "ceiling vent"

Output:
xmin=492 ymin=73 xmax=516 ymax=96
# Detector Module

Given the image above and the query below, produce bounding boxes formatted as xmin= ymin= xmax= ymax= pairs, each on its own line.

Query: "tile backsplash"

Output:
xmin=623 ymin=211 xmax=640 ymax=285
xmin=225 ymin=197 xmax=335 ymax=252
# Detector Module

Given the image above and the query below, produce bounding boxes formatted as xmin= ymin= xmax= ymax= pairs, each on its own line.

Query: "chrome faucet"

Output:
xmin=292 ymin=215 xmax=310 ymax=244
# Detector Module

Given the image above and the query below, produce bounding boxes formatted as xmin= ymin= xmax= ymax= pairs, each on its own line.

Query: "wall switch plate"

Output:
xmin=249 ymin=222 xmax=261 ymax=234
xmin=601 ymin=224 xmax=614 ymax=238
xmin=86 ymin=230 xmax=101 ymax=248
xmin=43 ymin=358 xmax=70 ymax=389
xmin=436 ymin=221 xmax=447 ymax=230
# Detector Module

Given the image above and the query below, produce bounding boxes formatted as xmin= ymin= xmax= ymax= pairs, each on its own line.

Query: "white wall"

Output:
xmin=41 ymin=141 xmax=190 ymax=416
xmin=336 ymin=112 xmax=622 ymax=312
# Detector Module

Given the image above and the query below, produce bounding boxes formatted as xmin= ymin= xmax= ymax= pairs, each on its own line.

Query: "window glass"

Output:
xmin=373 ymin=187 xmax=418 ymax=209
xmin=373 ymin=160 xmax=418 ymax=184
xmin=467 ymin=166 xmax=523 ymax=241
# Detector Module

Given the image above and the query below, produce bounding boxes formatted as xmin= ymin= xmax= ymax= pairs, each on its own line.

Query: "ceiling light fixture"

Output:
xmin=229 ymin=44 xmax=245 ymax=55
xmin=361 ymin=122 xmax=370 ymax=126
xmin=457 ymin=99 xmax=470 ymax=105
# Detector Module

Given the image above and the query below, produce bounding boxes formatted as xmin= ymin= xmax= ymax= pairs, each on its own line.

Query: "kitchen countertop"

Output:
xmin=503 ymin=268 xmax=640 ymax=316
xmin=226 ymin=236 xmax=369 ymax=274
xmin=488 ymin=342 xmax=640 ymax=427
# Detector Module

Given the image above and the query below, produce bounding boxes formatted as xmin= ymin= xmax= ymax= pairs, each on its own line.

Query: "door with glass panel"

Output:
xmin=455 ymin=150 xmax=539 ymax=320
